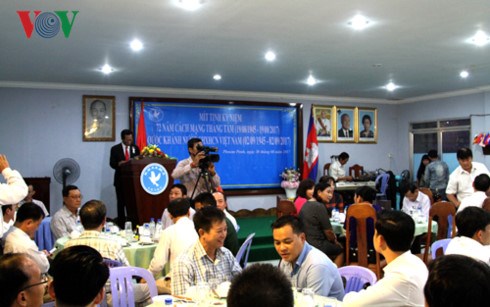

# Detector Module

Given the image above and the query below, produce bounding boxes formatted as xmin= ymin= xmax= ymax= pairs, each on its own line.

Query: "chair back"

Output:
xmin=349 ymin=164 xmax=364 ymax=179
xmin=324 ymin=163 xmax=331 ymax=176
xmin=236 ymin=233 xmax=255 ymax=268
xmin=423 ymin=201 xmax=457 ymax=263
xmin=104 ymin=258 xmax=124 ymax=268
xmin=431 ymin=238 xmax=452 ymax=260
xmin=418 ymin=188 xmax=434 ymax=205
xmin=338 ymin=265 xmax=377 ymax=293
xmin=276 ymin=196 xmax=297 ymax=217
xmin=482 ymin=197 xmax=490 ymax=212
xmin=345 ymin=204 xmax=381 ymax=279
xmin=35 ymin=217 xmax=55 ymax=251
xmin=109 ymin=266 xmax=158 ymax=307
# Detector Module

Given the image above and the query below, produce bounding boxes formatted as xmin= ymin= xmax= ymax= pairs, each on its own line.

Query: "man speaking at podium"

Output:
xmin=172 ymin=138 xmax=221 ymax=199
xmin=110 ymin=129 xmax=140 ymax=227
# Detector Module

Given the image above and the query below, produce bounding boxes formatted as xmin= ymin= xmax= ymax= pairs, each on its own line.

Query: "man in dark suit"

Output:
xmin=337 ymin=113 xmax=353 ymax=138
xmin=110 ymin=129 xmax=140 ymax=227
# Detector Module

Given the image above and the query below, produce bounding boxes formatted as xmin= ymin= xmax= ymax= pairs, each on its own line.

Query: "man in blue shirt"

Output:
xmin=272 ymin=215 xmax=344 ymax=300
xmin=424 ymin=150 xmax=449 ymax=200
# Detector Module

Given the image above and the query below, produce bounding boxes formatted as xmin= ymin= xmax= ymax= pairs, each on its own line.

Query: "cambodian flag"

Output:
xmin=303 ymin=107 xmax=319 ymax=180
xmin=136 ymin=102 xmax=147 ymax=150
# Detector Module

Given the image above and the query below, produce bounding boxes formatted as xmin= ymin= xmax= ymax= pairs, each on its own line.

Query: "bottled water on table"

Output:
xmin=149 ymin=218 xmax=156 ymax=240
xmin=154 ymin=219 xmax=163 ymax=241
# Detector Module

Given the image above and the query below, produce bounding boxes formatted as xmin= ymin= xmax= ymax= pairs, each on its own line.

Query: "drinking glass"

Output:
xmin=124 ymin=221 xmax=133 ymax=242
xmin=302 ymin=288 xmax=316 ymax=306
xmin=195 ymin=281 xmax=210 ymax=306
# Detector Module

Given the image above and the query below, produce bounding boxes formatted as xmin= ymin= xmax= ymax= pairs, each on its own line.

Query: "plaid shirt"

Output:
xmin=171 ymin=240 xmax=242 ymax=295
xmin=64 ymin=230 xmax=129 ymax=266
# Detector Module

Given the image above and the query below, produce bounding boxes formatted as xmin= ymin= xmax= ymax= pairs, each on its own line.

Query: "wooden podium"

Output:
xmin=120 ymin=157 xmax=177 ymax=225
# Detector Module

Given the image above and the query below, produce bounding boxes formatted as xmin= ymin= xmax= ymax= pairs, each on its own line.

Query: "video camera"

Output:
xmin=196 ymin=144 xmax=220 ymax=170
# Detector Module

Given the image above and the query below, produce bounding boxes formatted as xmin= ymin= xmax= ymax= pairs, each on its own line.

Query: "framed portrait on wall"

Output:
xmin=335 ymin=106 xmax=356 ymax=143
xmin=357 ymin=107 xmax=377 ymax=143
xmin=82 ymin=95 xmax=115 ymax=142
xmin=312 ymin=105 xmax=335 ymax=142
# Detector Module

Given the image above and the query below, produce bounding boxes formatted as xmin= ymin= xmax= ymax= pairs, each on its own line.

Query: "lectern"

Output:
xmin=120 ymin=157 xmax=177 ymax=225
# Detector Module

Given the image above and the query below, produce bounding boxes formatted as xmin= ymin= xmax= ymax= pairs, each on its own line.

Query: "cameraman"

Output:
xmin=171 ymin=138 xmax=221 ymax=198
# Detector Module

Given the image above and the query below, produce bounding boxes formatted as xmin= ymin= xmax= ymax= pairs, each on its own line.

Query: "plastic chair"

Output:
xmin=104 ymin=258 xmax=124 ymax=268
xmin=109 ymin=266 xmax=158 ymax=307
xmin=345 ymin=203 xmax=381 ymax=279
xmin=423 ymin=201 xmax=457 ymax=264
xmin=35 ymin=217 xmax=55 ymax=251
xmin=236 ymin=233 xmax=255 ymax=268
xmin=431 ymin=238 xmax=452 ymax=259
xmin=338 ymin=265 xmax=377 ymax=293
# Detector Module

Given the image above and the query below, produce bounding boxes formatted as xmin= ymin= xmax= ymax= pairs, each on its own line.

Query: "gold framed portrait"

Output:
xmin=82 ymin=95 xmax=115 ymax=142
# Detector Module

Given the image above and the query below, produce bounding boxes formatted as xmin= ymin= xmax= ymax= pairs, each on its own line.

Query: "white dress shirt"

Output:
xmin=401 ymin=191 xmax=431 ymax=220
xmin=161 ymin=207 xmax=196 ymax=230
xmin=343 ymin=252 xmax=428 ymax=307
xmin=19 ymin=199 xmax=49 ymax=217
xmin=458 ymin=191 xmax=488 ymax=212
xmin=446 ymin=162 xmax=490 ymax=202
xmin=0 ymin=167 xmax=28 ymax=238
xmin=329 ymin=158 xmax=345 ymax=181
xmin=3 ymin=226 xmax=50 ymax=273
xmin=149 ymin=216 xmax=198 ymax=277
xmin=446 ymin=236 xmax=490 ymax=265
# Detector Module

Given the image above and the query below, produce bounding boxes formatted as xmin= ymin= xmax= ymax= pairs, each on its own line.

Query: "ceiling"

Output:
xmin=1 ymin=0 xmax=490 ymax=101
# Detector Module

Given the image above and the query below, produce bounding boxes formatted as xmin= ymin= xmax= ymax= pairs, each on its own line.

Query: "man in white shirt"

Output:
xmin=1 ymin=204 xmax=16 ymax=235
xmin=445 ymin=206 xmax=490 ymax=264
xmin=19 ymin=184 xmax=49 ymax=217
xmin=343 ymin=210 xmax=428 ymax=307
xmin=328 ymin=152 xmax=353 ymax=182
xmin=446 ymin=147 xmax=490 ymax=208
xmin=149 ymin=198 xmax=198 ymax=277
xmin=160 ymin=184 xmax=195 ymax=230
xmin=3 ymin=202 xmax=49 ymax=273
xmin=458 ymin=174 xmax=490 ymax=212
xmin=0 ymin=154 xmax=28 ymax=238
xmin=401 ymin=183 xmax=431 ymax=219
xmin=50 ymin=185 xmax=81 ymax=240
xmin=213 ymin=191 xmax=239 ymax=232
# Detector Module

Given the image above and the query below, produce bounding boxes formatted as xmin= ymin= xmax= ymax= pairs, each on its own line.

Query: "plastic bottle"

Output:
xmin=164 ymin=298 xmax=173 ymax=305
xmin=76 ymin=219 xmax=84 ymax=233
xmin=141 ymin=223 xmax=151 ymax=242
xmin=149 ymin=218 xmax=156 ymax=240
xmin=416 ymin=203 xmax=424 ymax=223
xmin=154 ymin=218 xmax=163 ymax=241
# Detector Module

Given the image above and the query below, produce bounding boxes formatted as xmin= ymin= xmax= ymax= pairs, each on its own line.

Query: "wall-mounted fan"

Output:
xmin=53 ymin=158 xmax=80 ymax=189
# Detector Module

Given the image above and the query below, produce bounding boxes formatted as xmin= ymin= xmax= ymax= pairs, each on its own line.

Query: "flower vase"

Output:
xmin=284 ymin=187 xmax=297 ymax=200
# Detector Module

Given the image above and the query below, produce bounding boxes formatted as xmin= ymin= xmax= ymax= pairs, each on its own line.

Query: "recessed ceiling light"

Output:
xmin=177 ymin=0 xmax=202 ymax=11
xmin=348 ymin=14 xmax=372 ymax=30
xmin=384 ymin=81 xmax=398 ymax=92
xmin=100 ymin=64 xmax=114 ymax=75
xmin=130 ymin=39 xmax=143 ymax=52
xmin=459 ymin=70 xmax=470 ymax=79
xmin=306 ymin=75 xmax=317 ymax=86
xmin=467 ymin=30 xmax=490 ymax=47
xmin=264 ymin=51 xmax=276 ymax=62
xmin=213 ymin=74 xmax=222 ymax=81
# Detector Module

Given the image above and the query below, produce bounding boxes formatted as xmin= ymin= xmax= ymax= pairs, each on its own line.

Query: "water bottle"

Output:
xmin=416 ymin=204 xmax=424 ymax=223
xmin=140 ymin=223 xmax=151 ymax=242
xmin=149 ymin=218 xmax=156 ymax=240
xmin=76 ymin=219 xmax=84 ymax=233
xmin=154 ymin=219 xmax=163 ymax=241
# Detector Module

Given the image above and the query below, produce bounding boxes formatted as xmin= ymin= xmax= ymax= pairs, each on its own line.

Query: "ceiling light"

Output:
xmin=348 ymin=14 xmax=371 ymax=30
xmin=468 ymin=30 xmax=490 ymax=47
xmin=213 ymin=74 xmax=222 ymax=81
xmin=384 ymin=81 xmax=398 ymax=92
xmin=177 ymin=0 xmax=202 ymax=11
xmin=264 ymin=51 xmax=276 ymax=62
xmin=100 ymin=64 xmax=114 ymax=75
xmin=459 ymin=70 xmax=469 ymax=79
xmin=130 ymin=39 xmax=143 ymax=52
xmin=306 ymin=75 xmax=317 ymax=86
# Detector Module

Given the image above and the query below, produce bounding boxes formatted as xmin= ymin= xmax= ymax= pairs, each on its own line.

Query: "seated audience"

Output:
xmin=343 ymin=210 xmax=428 ymax=306
xmin=64 ymin=199 xmax=130 ymax=266
xmin=172 ymin=206 xmax=241 ymax=296
xmin=19 ymin=184 xmax=49 ymax=217
xmin=425 ymin=254 xmax=490 ymax=307
xmin=299 ymin=181 xmax=343 ymax=267
xmin=1 ymin=203 xmax=16 ymax=236
xmin=227 ymin=263 xmax=294 ymax=307
xmin=458 ymin=174 xmax=490 ymax=212
xmin=401 ymin=183 xmax=431 ymax=254
xmin=3 ymin=202 xmax=48 ymax=273
xmin=272 ymin=215 xmax=344 ymax=300
xmin=149 ymin=198 xmax=198 ymax=277
xmin=193 ymin=192 xmax=239 ymax=255
xmin=294 ymin=178 xmax=315 ymax=215
xmin=319 ymin=175 xmax=345 ymax=214
xmin=161 ymin=184 xmax=195 ymax=230
xmin=213 ymin=191 xmax=239 ymax=232
xmin=445 ymin=206 xmax=490 ymax=264
xmin=0 ymin=253 xmax=47 ymax=307
xmin=50 ymin=185 xmax=82 ymax=240
xmin=48 ymin=245 xmax=109 ymax=307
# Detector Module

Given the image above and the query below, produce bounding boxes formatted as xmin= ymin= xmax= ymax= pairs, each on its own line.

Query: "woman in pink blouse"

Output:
xmin=294 ymin=179 xmax=315 ymax=215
